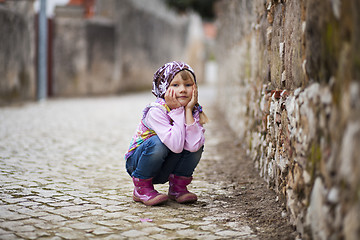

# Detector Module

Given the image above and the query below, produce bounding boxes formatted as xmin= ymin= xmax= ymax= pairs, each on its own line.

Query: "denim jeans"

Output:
xmin=126 ymin=135 xmax=203 ymax=184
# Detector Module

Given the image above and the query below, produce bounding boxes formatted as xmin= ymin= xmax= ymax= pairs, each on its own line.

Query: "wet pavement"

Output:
xmin=0 ymin=85 xmax=260 ymax=239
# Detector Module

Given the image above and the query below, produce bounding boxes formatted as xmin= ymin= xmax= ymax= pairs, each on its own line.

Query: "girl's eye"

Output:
xmin=171 ymin=84 xmax=179 ymax=87
xmin=186 ymin=84 xmax=193 ymax=87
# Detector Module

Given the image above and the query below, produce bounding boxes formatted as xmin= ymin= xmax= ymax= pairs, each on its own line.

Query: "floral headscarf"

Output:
xmin=152 ymin=61 xmax=196 ymax=98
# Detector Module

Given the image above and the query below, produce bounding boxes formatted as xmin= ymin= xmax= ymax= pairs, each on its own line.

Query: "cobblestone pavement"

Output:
xmin=0 ymin=85 xmax=260 ymax=239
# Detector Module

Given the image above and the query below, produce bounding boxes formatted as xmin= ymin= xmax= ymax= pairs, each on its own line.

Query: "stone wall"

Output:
xmin=215 ymin=0 xmax=360 ymax=239
xmin=0 ymin=1 xmax=36 ymax=104
xmin=52 ymin=0 xmax=205 ymax=96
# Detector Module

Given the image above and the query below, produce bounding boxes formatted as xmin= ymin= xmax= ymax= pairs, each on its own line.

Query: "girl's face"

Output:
xmin=168 ymin=71 xmax=195 ymax=107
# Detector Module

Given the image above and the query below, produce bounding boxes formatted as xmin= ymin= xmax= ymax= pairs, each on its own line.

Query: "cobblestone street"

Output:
xmin=0 ymin=85 xmax=294 ymax=239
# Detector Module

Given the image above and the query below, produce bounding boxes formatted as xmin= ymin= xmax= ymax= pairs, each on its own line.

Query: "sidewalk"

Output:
xmin=0 ymin=85 xmax=295 ymax=239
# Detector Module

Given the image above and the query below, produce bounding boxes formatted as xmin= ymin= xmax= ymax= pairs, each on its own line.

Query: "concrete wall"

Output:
xmin=52 ymin=0 xmax=205 ymax=97
xmin=215 ymin=0 xmax=360 ymax=239
xmin=112 ymin=0 xmax=205 ymax=91
xmin=113 ymin=0 xmax=188 ymax=92
xmin=0 ymin=0 xmax=205 ymax=100
xmin=52 ymin=17 xmax=119 ymax=96
xmin=0 ymin=2 xmax=36 ymax=104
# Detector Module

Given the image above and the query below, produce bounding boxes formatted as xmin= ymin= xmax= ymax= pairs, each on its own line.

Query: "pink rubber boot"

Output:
xmin=168 ymin=174 xmax=197 ymax=203
xmin=132 ymin=177 xmax=168 ymax=206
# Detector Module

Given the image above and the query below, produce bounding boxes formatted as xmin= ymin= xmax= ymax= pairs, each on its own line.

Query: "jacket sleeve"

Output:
xmin=145 ymin=107 xmax=185 ymax=153
xmin=184 ymin=113 xmax=205 ymax=152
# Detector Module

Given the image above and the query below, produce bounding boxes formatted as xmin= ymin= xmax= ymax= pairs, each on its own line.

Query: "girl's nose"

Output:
xmin=179 ymin=85 xmax=185 ymax=92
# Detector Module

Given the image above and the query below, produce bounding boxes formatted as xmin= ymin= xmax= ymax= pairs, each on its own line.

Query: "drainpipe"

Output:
xmin=37 ymin=0 xmax=47 ymax=101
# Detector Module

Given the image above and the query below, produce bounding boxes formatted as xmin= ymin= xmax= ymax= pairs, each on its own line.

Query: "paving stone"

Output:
xmin=0 ymin=208 xmax=14 ymax=218
xmin=199 ymin=224 xmax=219 ymax=232
xmin=130 ymin=218 xmax=151 ymax=226
xmin=0 ymin=227 xmax=10 ymax=234
xmin=141 ymin=226 xmax=164 ymax=234
xmin=46 ymin=208 xmax=71 ymax=216
xmin=3 ymin=223 xmax=36 ymax=233
xmin=46 ymin=201 xmax=74 ymax=207
xmin=91 ymin=226 xmax=114 ymax=235
xmin=196 ymin=234 xmax=223 ymax=240
xmin=183 ymin=220 xmax=212 ymax=226
xmin=0 ymin=233 xmax=19 ymax=240
xmin=215 ymin=229 xmax=251 ymax=237
xmin=55 ymin=232 xmax=88 ymax=240
xmin=34 ymin=221 xmax=59 ymax=230
xmin=40 ymin=215 xmax=67 ymax=223
xmin=15 ymin=230 xmax=52 ymax=240
xmin=101 ymin=235 xmax=131 ymax=240
xmin=149 ymin=233 xmax=170 ymax=239
xmin=21 ymin=218 xmax=49 ymax=227
xmin=27 ymin=196 xmax=56 ymax=204
xmin=85 ymin=209 xmax=107 ymax=216
xmin=176 ymin=228 xmax=207 ymax=237
xmin=96 ymin=219 xmax=128 ymax=227
xmin=160 ymin=223 xmax=189 ymax=230
xmin=121 ymin=229 xmax=148 ymax=238
xmin=2 ymin=212 xmax=29 ymax=221
xmin=64 ymin=211 xmax=86 ymax=219
xmin=61 ymin=205 xmax=95 ymax=212
xmin=68 ymin=222 xmax=98 ymax=230
xmin=101 ymin=205 xmax=128 ymax=212
xmin=103 ymin=211 xmax=128 ymax=219
xmin=1 ymin=197 xmax=28 ymax=204
xmin=162 ymin=217 xmax=184 ymax=222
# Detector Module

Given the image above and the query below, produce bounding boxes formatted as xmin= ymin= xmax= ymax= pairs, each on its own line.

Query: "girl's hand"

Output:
xmin=165 ymin=88 xmax=182 ymax=109
xmin=186 ymin=85 xmax=198 ymax=111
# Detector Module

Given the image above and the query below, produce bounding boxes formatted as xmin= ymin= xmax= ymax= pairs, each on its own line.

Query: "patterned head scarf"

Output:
xmin=152 ymin=61 xmax=196 ymax=98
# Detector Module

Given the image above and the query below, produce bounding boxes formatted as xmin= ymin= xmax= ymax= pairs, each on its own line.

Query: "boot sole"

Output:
xmin=133 ymin=194 xmax=169 ymax=206
xmin=169 ymin=194 xmax=197 ymax=204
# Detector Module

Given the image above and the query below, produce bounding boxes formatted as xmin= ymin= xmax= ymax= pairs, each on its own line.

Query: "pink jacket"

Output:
xmin=145 ymin=106 xmax=205 ymax=153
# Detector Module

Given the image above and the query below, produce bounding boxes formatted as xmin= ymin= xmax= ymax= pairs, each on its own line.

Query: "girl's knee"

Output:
xmin=181 ymin=146 xmax=204 ymax=168
xmin=194 ymin=146 xmax=204 ymax=156
xmin=186 ymin=146 xmax=204 ymax=160
xmin=144 ymin=136 xmax=169 ymax=158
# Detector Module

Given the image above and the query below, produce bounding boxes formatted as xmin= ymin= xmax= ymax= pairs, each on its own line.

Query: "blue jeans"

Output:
xmin=126 ymin=136 xmax=203 ymax=184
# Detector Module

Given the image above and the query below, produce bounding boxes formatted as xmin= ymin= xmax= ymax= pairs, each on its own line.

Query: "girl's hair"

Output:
xmin=178 ymin=70 xmax=209 ymax=125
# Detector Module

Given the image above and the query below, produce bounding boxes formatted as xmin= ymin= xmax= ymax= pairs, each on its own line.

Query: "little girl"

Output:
xmin=125 ymin=61 xmax=208 ymax=206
